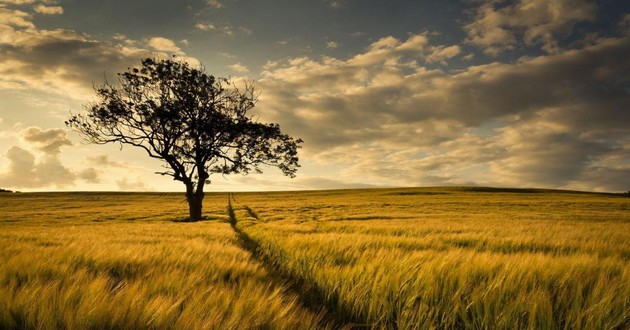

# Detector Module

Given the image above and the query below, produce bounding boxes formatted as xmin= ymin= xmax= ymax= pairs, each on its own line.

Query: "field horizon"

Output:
xmin=3 ymin=185 xmax=628 ymax=196
xmin=1 ymin=186 xmax=629 ymax=329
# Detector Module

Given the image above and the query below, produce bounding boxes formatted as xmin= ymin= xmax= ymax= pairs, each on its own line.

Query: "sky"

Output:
xmin=0 ymin=0 xmax=628 ymax=193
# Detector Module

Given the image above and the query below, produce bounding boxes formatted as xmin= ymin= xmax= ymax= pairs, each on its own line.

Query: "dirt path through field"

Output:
xmin=226 ymin=195 xmax=367 ymax=329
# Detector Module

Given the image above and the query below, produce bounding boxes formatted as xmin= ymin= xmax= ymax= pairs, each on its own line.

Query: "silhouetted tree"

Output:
xmin=67 ymin=57 xmax=302 ymax=221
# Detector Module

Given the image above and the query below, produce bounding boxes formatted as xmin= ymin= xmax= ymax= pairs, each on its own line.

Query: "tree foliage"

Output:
xmin=66 ymin=57 xmax=302 ymax=220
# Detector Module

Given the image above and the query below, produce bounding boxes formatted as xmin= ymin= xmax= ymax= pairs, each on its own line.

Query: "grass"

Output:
xmin=0 ymin=187 xmax=629 ymax=329
xmin=0 ymin=192 xmax=326 ymax=329
xmin=232 ymin=188 xmax=630 ymax=329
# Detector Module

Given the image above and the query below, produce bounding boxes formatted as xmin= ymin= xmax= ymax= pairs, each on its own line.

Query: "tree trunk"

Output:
xmin=186 ymin=192 xmax=203 ymax=221
xmin=184 ymin=168 xmax=207 ymax=222
xmin=185 ymin=180 xmax=204 ymax=222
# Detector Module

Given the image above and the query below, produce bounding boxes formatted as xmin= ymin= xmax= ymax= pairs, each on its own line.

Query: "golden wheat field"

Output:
xmin=1 ymin=188 xmax=629 ymax=329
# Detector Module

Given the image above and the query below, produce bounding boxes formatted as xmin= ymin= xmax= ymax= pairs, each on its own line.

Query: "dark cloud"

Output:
xmin=259 ymin=35 xmax=629 ymax=143
xmin=256 ymin=34 xmax=629 ymax=191
xmin=22 ymin=127 xmax=71 ymax=154
xmin=438 ymin=37 xmax=630 ymax=127
xmin=464 ymin=0 xmax=597 ymax=55
xmin=490 ymin=120 xmax=614 ymax=187
xmin=79 ymin=168 xmax=99 ymax=183
xmin=0 ymin=6 xmax=194 ymax=98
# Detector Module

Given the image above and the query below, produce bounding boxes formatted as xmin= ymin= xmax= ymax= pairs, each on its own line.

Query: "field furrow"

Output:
xmin=233 ymin=188 xmax=630 ymax=329
xmin=2 ymin=188 xmax=629 ymax=329
xmin=227 ymin=199 xmax=364 ymax=328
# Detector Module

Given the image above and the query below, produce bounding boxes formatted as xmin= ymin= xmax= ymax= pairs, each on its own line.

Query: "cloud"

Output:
xmin=231 ymin=175 xmax=383 ymax=191
xmin=326 ymin=41 xmax=339 ymax=49
xmin=195 ymin=22 xmax=215 ymax=31
xmin=326 ymin=0 xmax=346 ymax=9
xmin=229 ymin=62 xmax=249 ymax=73
xmin=0 ymin=0 xmax=36 ymax=4
xmin=425 ymin=45 xmax=461 ymax=64
xmin=0 ymin=125 xmax=101 ymax=189
xmin=0 ymin=146 xmax=98 ymax=189
xmin=490 ymin=118 xmax=609 ymax=187
xmin=147 ymin=36 xmax=184 ymax=55
xmin=112 ymin=33 xmax=126 ymax=40
xmin=195 ymin=21 xmax=252 ymax=37
xmin=256 ymin=34 xmax=629 ymax=191
xmin=618 ymin=13 xmax=630 ymax=34
xmin=78 ymin=168 xmax=99 ymax=183
xmin=116 ymin=177 xmax=152 ymax=191
xmin=33 ymin=5 xmax=63 ymax=15
xmin=205 ymin=0 xmax=224 ymax=9
xmin=465 ymin=0 xmax=597 ymax=55
xmin=22 ymin=127 xmax=71 ymax=154
xmin=0 ymin=5 xmax=195 ymax=99
xmin=0 ymin=7 xmax=34 ymax=29
xmin=462 ymin=53 xmax=475 ymax=61
xmin=87 ymin=155 xmax=126 ymax=168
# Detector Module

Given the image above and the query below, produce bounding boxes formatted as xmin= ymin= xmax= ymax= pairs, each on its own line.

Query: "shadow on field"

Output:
xmin=226 ymin=199 xmax=370 ymax=329
xmin=168 ymin=215 xmax=220 ymax=223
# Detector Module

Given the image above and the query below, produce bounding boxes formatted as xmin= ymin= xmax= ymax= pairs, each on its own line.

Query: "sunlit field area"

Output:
xmin=0 ymin=193 xmax=326 ymax=329
xmin=1 ymin=188 xmax=629 ymax=329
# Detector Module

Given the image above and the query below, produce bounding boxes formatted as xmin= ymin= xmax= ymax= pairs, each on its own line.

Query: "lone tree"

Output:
xmin=66 ymin=57 xmax=302 ymax=221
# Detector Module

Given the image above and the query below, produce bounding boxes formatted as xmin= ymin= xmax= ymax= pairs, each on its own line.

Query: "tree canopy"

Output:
xmin=66 ymin=57 xmax=302 ymax=221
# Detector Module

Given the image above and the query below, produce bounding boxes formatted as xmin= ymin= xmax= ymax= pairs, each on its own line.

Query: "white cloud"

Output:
xmin=195 ymin=21 xmax=252 ymax=36
xmin=33 ymin=5 xmax=63 ymax=15
xmin=0 ymin=7 xmax=35 ymax=30
xmin=396 ymin=34 xmax=429 ymax=53
xmin=425 ymin=45 xmax=461 ymax=64
xmin=206 ymin=0 xmax=224 ymax=9
xmin=147 ymin=37 xmax=184 ymax=54
xmin=326 ymin=41 xmax=339 ymax=49
xmin=462 ymin=53 xmax=475 ymax=61
xmin=229 ymin=62 xmax=249 ymax=73
xmin=465 ymin=0 xmax=597 ymax=55
xmin=0 ymin=146 xmax=74 ymax=188
xmin=195 ymin=22 xmax=216 ymax=31
xmin=0 ymin=0 xmax=36 ymax=4
xmin=0 ymin=127 xmax=99 ymax=189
